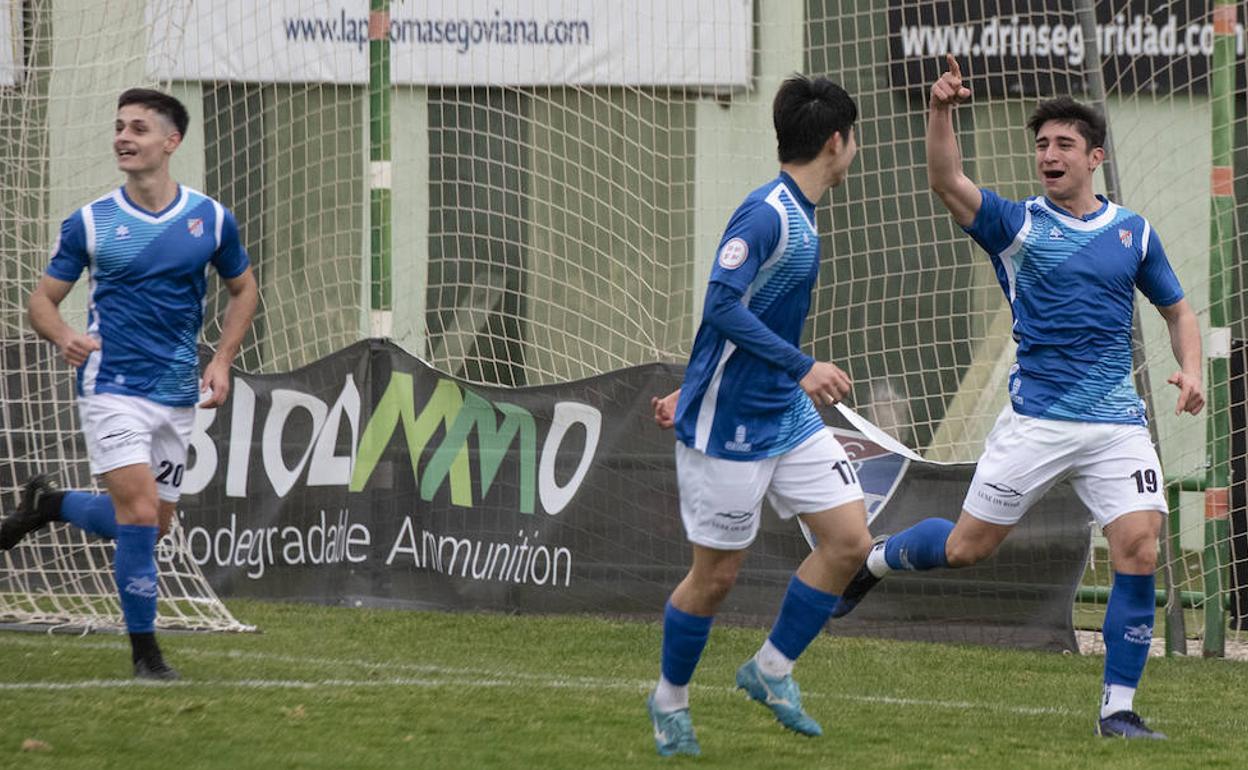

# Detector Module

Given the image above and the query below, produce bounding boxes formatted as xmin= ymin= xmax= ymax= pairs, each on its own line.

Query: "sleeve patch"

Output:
xmin=717 ymin=237 xmax=748 ymax=269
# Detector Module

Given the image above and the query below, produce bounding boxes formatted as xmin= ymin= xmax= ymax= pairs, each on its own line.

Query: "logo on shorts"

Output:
xmin=1124 ymin=623 xmax=1153 ymax=645
xmin=976 ymin=481 xmax=1024 ymax=509
xmin=711 ymin=510 xmax=755 ymax=533
xmin=717 ymin=238 xmax=748 ymax=270
xmin=983 ymin=482 xmax=1023 ymax=498
xmin=99 ymin=428 xmax=142 ymax=450
xmin=724 ymin=425 xmax=752 ymax=453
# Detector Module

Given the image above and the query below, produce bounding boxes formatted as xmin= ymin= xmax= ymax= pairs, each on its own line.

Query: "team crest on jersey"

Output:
xmin=187 ymin=218 xmax=204 ymax=238
xmin=1119 ymin=228 xmax=1133 ymax=248
xmin=718 ymin=237 xmax=748 ymax=269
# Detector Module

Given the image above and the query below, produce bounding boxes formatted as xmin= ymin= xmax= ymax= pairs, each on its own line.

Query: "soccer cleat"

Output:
xmin=646 ymin=692 xmax=700 ymax=757
xmin=830 ymin=535 xmax=889 ymax=619
xmin=734 ymin=659 xmax=822 ymax=737
xmin=134 ymin=656 xmax=181 ymax=681
xmin=0 ymin=474 xmax=62 ymax=551
xmin=1097 ymin=710 xmax=1166 ymax=740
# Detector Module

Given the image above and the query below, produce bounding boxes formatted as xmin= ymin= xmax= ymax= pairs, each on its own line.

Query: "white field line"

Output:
xmin=0 ymin=633 xmax=1126 ymax=721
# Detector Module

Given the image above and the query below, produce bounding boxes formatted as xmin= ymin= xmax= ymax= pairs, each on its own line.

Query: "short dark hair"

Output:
xmin=773 ymin=74 xmax=857 ymax=164
xmin=117 ymin=88 xmax=190 ymax=138
xmin=1026 ymin=96 xmax=1105 ymax=151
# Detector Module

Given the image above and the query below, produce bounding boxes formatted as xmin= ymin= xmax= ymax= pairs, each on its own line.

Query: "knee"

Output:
xmin=700 ymin=561 xmax=742 ymax=601
xmin=1114 ymin=533 xmax=1159 ymax=573
xmin=118 ymin=499 xmax=160 ymax=528
xmin=816 ymin=531 xmax=873 ymax=569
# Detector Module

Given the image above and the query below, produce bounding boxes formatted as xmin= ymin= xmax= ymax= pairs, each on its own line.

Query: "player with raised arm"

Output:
xmin=645 ymin=74 xmax=873 ymax=757
xmin=831 ymin=56 xmax=1204 ymax=740
xmin=0 ymin=89 xmax=257 ymax=679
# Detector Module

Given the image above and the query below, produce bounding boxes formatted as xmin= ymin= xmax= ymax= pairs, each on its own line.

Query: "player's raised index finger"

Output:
xmin=946 ymin=54 xmax=961 ymax=79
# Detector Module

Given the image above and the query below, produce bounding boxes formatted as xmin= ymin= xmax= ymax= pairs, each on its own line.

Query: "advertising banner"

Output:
xmin=177 ymin=340 xmax=1090 ymax=651
xmin=889 ymin=0 xmax=1245 ymax=96
xmin=147 ymin=0 xmax=751 ymax=87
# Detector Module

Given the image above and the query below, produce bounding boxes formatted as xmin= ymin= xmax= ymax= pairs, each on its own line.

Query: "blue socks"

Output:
xmin=1103 ymin=572 xmax=1155 ymax=688
xmin=59 ymin=492 xmax=118 ymax=539
xmin=768 ymin=575 xmax=839 ymax=660
xmin=115 ymin=525 xmax=159 ymax=634
xmin=885 ymin=518 xmax=954 ymax=571
xmin=660 ymin=601 xmax=714 ymax=686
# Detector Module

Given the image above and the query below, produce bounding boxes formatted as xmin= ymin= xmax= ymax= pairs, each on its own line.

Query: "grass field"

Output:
xmin=2 ymin=600 xmax=1246 ymax=769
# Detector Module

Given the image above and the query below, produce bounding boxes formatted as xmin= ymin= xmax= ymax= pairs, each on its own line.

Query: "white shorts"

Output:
xmin=675 ymin=428 xmax=865 ymax=550
xmin=963 ymin=407 xmax=1168 ymax=529
xmin=78 ymin=393 xmax=195 ymax=503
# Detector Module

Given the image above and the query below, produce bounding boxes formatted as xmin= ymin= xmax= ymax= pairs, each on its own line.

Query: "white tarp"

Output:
xmin=147 ymin=0 xmax=752 ymax=87
xmin=1 ymin=1 xmax=20 ymax=88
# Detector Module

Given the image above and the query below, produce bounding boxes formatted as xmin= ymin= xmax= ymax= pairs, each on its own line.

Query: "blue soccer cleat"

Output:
xmin=647 ymin=692 xmax=701 ymax=757
xmin=1097 ymin=710 xmax=1167 ymax=740
xmin=831 ymin=536 xmax=888 ymax=619
xmin=734 ymin=659 xmax=822 ymax=737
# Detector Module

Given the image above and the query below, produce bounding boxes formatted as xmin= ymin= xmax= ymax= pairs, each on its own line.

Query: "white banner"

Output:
xmin=1 ymin=1 xmax=20 ymax=88
xmin=147 ymin=0 xmax=752 ymax=87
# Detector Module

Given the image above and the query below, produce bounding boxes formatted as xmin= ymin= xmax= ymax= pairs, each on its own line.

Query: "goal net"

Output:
xmin=1 ymin=0 xmax=1245 ymax=651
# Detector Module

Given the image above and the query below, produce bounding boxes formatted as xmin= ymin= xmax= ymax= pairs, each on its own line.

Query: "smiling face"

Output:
xmin=1034 ymin=120 xmax=1103 ymax=203
xmin=114 ymin=104 xmax=181 ymax=176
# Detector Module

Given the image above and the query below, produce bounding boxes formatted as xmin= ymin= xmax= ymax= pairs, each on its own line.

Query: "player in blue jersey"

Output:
xmin=0 ymin=89 xmax=257 ymax=679
xmin=831 ymin=56 xmax=1204 ymax=740
xmin=645 ymin=75 xmax=873 ymax=757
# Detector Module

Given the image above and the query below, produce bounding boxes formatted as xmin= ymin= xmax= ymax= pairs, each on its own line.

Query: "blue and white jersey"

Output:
xmin=47 ymin=185 xmax=250 ymax=407
xmin=674 ymin=172 xmax=825 ymax=460
xmin=966 ymin=190 xmax=1184 ymax=425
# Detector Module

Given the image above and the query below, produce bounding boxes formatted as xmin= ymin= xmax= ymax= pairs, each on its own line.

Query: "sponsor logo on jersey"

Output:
xmin=724 ymin=424 xmax=753 ymax=452
xmin=718 ymin=237 xmax=748 ymax=270
xmin=188 ymin=217 xmax=204 ymax=238
xmin=1119 ymin=228 xmax=1133 ymax=248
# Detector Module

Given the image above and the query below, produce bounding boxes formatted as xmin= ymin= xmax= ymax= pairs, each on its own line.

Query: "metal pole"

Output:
xmin=1201 ymin=0 xmax=1239 ymax=658
xmin=1074 ymin=0 xmax=1187 ymax=651
xmin=369 ymin=0 xmax=393 ymax=338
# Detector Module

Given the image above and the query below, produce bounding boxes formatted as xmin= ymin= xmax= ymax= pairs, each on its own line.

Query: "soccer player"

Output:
xmin=0 ymin=89 xmax=257 ymax=679
xmin=645 ymin=75 xmax=873 ymax=757
xmin=832 ymin=56 xmax=1204 ymax=740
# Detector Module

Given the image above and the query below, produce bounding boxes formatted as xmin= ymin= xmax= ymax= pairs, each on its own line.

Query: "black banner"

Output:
xmin=172 ymin=340 xmax=1090 ymax=651
xmin=888 ymin=0 xmax=1243 ymax=97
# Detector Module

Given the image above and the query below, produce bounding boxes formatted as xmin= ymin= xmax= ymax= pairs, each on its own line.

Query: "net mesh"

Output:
xmin=1 ymin=0 xmax=1245 ymax=649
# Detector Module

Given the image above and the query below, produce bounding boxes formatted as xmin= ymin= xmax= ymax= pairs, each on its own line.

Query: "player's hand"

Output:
xmin=57 ymin=331 xmax=99 ymax=368
xmin=198 ymin=359 xmax=232 ymax=408
xmin=1167 ymin=370 xmax=1204 ymax=415
xmin=931 ymin=54 xmax=971 ymax=108
xmin=800 ymin=361 xmax=851 ymax=407
xmin=651 ymin=389 xmax=680 ymax=429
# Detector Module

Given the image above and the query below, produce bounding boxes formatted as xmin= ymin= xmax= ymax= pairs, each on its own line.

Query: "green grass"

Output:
xmin=1 ymin=600 xmax=1246 ymax=769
